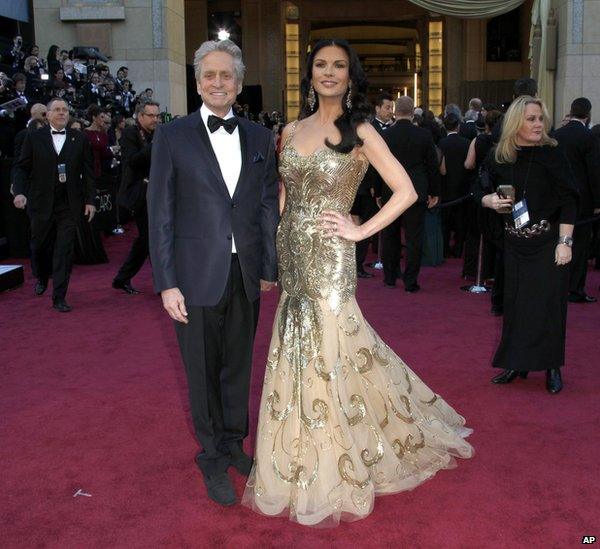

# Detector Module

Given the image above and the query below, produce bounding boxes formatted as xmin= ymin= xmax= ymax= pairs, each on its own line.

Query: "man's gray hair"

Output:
xmin=444 ymin=103 xmax=462 ymax=119
xmin=193 ymin=39 xmax=245 ymax=84
xmin=464 ymin=109 xmax=479 ymax=122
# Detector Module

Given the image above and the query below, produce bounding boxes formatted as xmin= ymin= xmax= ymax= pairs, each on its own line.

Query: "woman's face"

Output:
xmin=94 ymin=112 xmax=108 ymax=129
xmin=517 ymin=103 xmax=544 ymax=145
xmin=311 ymin=45 xmax=350 ymax=103
xmin=70 ymin=122 xmax=81 ymax=131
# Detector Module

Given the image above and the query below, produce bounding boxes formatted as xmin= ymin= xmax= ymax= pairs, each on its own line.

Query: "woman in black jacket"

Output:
xmin=480 ymin=96 xmax=578 ymax=394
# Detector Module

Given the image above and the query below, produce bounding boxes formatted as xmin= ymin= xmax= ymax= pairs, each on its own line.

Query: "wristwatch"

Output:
xmin=557 ymin=235 xmax=573 ymax=247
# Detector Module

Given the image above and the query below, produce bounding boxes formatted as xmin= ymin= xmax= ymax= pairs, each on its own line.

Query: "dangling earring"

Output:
xmin=307 ymin=84 xmax=316 ymax=111
xmin=346 ymin=83 xmax=353 ymax=110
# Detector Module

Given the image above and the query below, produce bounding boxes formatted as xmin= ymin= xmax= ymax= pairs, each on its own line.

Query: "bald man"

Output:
xmin=377 ymin=96 xmax=440 ymax=291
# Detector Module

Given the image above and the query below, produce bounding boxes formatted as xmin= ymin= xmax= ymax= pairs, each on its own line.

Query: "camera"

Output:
xmin=40 ymin=74 xmax=49 ymax=81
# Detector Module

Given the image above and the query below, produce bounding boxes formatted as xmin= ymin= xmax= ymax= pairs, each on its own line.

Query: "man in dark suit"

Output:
xmin=112 ymin=100 xmax=160 ymax=294
xmin=379 ymin=95 xmax=440 ymax=291
xmin=439 ymin=113 xmax=472 ymax=259
xmin=352 ymin=92 xmax=394 ymax=278
xmin=13 ymin=97 xmax=96 ymax=311
xmin=148 ymin=40 xmax=279 ymax=506
xmin=552 ymin=97 xmax=600 ymax=303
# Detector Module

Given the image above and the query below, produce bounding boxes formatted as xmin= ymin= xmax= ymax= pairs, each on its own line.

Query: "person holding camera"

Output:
xmin=481 ymin=96 xmax=579 ymax=394
xmin=4 ymin=35 xmax=25 ymax=72
xmin=112 ymin=101 xmax=160 ymax=294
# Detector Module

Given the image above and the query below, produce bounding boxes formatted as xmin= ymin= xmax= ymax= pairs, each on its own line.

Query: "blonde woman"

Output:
xmin=482 ymin=96 xmax=578 ymax=393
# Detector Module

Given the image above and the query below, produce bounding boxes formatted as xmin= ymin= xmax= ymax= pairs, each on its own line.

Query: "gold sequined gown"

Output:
xmin=243 ymin=131 xmax=474 ymax=526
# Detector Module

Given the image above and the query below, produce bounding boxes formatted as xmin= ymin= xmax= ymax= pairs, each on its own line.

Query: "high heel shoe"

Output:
xmin=546 ymin=368 xmax=563 ymax=394
xmin=491 ymin=370 xmax=519 ymax=384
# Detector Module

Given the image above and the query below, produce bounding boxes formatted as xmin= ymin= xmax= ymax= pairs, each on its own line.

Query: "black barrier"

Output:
xmin=433 ymin=193 xmax=473 ymax=210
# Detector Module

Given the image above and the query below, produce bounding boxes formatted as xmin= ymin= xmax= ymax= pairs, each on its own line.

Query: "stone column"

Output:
xmin=554 ymin=0 xmax=600 ymax=122
xmin=185 ymin=0 xmax=208 ymax=64
xmin=444 ymin=16 xmax=463 ymax=108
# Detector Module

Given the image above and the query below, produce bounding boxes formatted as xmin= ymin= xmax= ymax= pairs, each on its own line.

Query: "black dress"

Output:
xmin=486 ymin=145 xmax=578 ymax=371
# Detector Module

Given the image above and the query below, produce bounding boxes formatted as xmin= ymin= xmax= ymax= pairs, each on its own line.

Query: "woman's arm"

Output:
xmin=320 ymin=123 xmax=417 ymax=242
xmin=464 ymin=138 xmax=477 ymax=170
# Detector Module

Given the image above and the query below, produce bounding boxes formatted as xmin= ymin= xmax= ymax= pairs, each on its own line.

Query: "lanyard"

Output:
xmin=511 ymin=147 xmax=535 ymax=200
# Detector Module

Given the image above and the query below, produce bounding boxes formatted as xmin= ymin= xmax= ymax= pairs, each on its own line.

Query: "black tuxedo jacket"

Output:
xmin=358 ymin=119 xmax=389 ymax=196
xmin=551 ymin=120 xmax=600 ymax=217
xmin=13 ymin=126 xmax=96 ymax=231
xmin=118 ymin=124 xmax=153 ymax=212
xmin=148 ymin=111 xmax=280 ymax=307
xmin=379 ymin=119 xmax=440 ymax=203
xmin=438 ymin=133 xmax=472 ymax=201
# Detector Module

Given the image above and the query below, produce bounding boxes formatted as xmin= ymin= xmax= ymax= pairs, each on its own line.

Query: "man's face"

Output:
xmin=138 ymin=104 xmax=160 ymax=132
xmin=122 ymin=69 xmax=128 ymax=78
xmin=91 ymin=74 xmax=100 ymax=85
xmin=47 ymin=100 xmax=69 ymax=129
xmin=146 ymin=89 xmax=153 ymax=98
xmin=117 ymin=70 xmax=124 ymax=80
xmin=376 ymin=99 xmax=394 ymax=123
xmin=196 ymin=51 xmax=241 ymax=117
xmin=31 ymin=46 xmax=39 ymax=57
xmin=15 ymin=80 xmax=26 ymax=92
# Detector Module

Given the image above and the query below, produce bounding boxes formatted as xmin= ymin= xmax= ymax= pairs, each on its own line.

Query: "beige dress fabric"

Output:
xmin=243 ymin=123 xmax=474 ymax=526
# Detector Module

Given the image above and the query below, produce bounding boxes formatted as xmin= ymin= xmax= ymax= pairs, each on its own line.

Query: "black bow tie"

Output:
xmin=207 ymin=115 xmax=238 ymax=134
xmin=51 ymin=130 xmax=66 ymax=135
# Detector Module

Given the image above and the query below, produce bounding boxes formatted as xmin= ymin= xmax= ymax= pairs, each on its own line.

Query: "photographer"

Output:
xmin=4 ymin=35 xmax=25 ymax=72
xmin=112 ymin=100 xmax=160 ymax=294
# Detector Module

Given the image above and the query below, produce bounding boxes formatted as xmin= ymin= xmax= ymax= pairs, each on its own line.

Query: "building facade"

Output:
xmin=30 ymin=0 xmax=600 ymax=123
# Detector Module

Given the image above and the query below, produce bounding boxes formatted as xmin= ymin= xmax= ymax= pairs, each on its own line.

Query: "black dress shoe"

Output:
xmin=53 ymin=299 xmax=72 ymax=313
xmin=357 ymin=269 xmax=374 ymax=278
xmin=491 ymin=370 xmax=520 ymax=384
xmin=405 ymin=283 xmax=420 ymax=293
xmin=112 ymin=280 xmax=141 ymax=295
xmin=202 ymin=472 xmax=236 ymax=506
xmin=546 ymin=368 xmax=563 ymax=394
xmin=228 ymin=447 xmax=253 ymax=477
xmin=384 ymin=281 xmax=396 ymax=288
xmin=568 ymin=292 xmax=597 ymax=303
xmin=491 ymin=306 xmax=503 ymax=316
xmin=34 ymin=280 xmax=47 ymax=296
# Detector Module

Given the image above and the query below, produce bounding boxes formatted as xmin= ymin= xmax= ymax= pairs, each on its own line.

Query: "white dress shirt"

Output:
xmin=50 ymin=124 xmax=66 ymax=155
xmin=200 ymin=103 xmax=242 ymax=253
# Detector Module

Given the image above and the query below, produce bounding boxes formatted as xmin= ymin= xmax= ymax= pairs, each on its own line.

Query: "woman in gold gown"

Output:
xmin=243 ymin=39 xmax=474 ymax=526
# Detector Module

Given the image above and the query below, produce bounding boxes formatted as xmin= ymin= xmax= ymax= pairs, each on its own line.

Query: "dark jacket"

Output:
xmin=358 ymin=118 xmax=390 ymax=197
xmin=12 ymin=125 xmax=96 ymax=232
xmin=147 ymin=111 xmax=280 ymax=307
xmin=438 ymin=132 xmax=472 ymax=201
xmin=379 ymin=119 xmax=440 ymax=203
xmin=551 ymin=120 xmax=600 ymax=217
xmin=118 ymin=124 xmax=153 ymax=212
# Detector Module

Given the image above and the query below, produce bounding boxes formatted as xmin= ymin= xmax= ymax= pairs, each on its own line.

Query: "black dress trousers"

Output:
xmin=31 ymin=192 xmax=76 ymax=301
xmin=175 ymin=254 xmax=260 ymax=476
xmin=114 ymin=207 xmax=149 ymax=283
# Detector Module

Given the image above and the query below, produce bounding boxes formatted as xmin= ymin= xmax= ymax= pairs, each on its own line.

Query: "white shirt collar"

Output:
xmin=375 ymin=118 xmax=389 ymax=126
xmin=571 ymin=118 xmax=587 ymax=127
xmin=200 ymin=103 xmax=235 ymax=126
xmin=49 ymin=124 xmax=66 ymax=133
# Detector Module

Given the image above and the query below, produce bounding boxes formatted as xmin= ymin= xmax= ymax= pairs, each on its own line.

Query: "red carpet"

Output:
xmin=2 ymin=231 xmax=599 ymax=547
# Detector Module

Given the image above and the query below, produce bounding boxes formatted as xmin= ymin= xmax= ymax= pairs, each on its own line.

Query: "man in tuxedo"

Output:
xmin=552 ymin=97 xmax=600 ymax=303
xmin=148 ymin=40 xmax=279 ymax=506
xmin=379 ymin=95 xmax=440 ymax=291
xmin=112 ymin=100 xmax=160 ymax=294
xmin=439 ymin=113 xmax=472 ymax=259
xmin=13 ymin=98 xmax=96 ymax=311
xmin=352 ymin=92 xmax=393 ymax=278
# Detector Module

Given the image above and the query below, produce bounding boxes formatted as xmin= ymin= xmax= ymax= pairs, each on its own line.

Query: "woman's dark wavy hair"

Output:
xmin=299 ymin=39 xmax=370 ymax=154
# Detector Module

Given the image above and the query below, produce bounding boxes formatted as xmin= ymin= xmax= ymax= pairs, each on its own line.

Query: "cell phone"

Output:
xmin=496 ymin=185 xmax=515 ymax=214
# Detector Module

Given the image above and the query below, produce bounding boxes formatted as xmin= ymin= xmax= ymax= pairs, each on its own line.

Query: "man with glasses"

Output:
xmin=112 ymin=100 xmax=160 ymax=294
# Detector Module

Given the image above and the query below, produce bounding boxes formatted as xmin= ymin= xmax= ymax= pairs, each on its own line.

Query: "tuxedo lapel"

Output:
xmin=193 ymin=112 xmax=230 ymax=199
xmin=42 ymin=126 xmax=58 ymax=158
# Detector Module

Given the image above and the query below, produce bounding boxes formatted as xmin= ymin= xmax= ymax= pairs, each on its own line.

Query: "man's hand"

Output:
xmin=161 ymin=287 xmax=188 ymax=323
xmin=427 ymin=195 xmax=439 ymax=209
xmin=13 ymin=194 xmax=27 ymax=209
xmin=85 ymin=204 xmax=96 ymax=222
xmin=594 ymin=207 xmax=600 ymax=215
xmin=555 ymin=244 xmax=572 ymax=266
xmin=260 ymin=280 xmax=277 ymax=292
